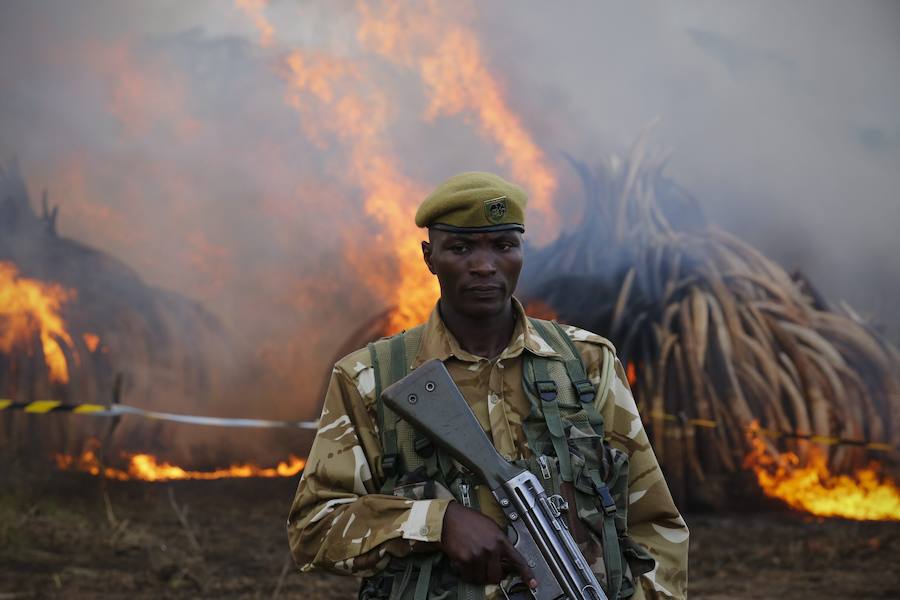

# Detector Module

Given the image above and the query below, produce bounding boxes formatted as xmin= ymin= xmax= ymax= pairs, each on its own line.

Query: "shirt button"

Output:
xmin=419 ymin=526 xmax=430 ymax=536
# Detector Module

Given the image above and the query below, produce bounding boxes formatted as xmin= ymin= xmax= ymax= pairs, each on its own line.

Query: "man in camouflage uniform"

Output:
xmin=288 ymin=172 xmax=689 ymax=598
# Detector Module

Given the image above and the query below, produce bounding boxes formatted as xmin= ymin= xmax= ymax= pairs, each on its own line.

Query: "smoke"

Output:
xmin=1 ymin=1 xmax=898 ymax=459
xmin=476 ymin=1 xmax=900 ymax=333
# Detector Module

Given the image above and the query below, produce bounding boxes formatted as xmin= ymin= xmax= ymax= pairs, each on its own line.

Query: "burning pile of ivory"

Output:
xmin=0 ymin=161 xmax=239 ymax=460
xmin=522 ymin=133 xmax=900 ymax=509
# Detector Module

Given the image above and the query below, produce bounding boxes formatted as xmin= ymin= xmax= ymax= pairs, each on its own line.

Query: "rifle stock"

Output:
xmin=382 ymin=359 xmax=607 ymax=600
xmin=381 ymin=359 xmax=521 ymax=489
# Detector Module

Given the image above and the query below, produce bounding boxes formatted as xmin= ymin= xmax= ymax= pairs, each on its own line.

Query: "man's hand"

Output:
xmin=439 ymin=501 xmax=538 ymax=589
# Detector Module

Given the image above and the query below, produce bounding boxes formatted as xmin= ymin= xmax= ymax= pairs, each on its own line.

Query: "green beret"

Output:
xmin=415 ymin=171 xmax=527 ymax=232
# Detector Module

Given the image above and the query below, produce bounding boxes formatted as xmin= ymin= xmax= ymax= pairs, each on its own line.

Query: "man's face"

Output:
xmin=422 ymin=229 xmax=524 ymax=319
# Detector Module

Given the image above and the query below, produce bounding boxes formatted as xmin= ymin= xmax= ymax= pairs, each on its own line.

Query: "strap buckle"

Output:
xmin=593 ymin=481 xmax=618 ymax=516
xmin=535 ymin=380 xmax=558 ymax=402
xmin=573 ymin=379 xmax=596 ymax=404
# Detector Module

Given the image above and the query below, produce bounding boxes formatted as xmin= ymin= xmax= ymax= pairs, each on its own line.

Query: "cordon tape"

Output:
xmin=0 ymin=398 xmax=894 ymax=451
xmin=0 ymin=399 xmax=319 ymax=429
xmin=647 ymin=410 xmax=895 ymax=452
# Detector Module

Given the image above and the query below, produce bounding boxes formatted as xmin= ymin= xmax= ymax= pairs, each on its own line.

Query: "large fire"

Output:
xmin=55 ymin=440 xmax=305 ymax=482
xmin=281 ymin=49 xmax=435 ymax=333
xmin=2 ymin=1 xmax=892 ymax=530
xmin=744 ymin=426 xmax=900 ymax=521
xmin=356 ymin=1 xmax=559 ymax=242
xmin=0 ymin=261 xmax=75 ymax=384
xmin=241 ymin=0 xmax=558 ymax=332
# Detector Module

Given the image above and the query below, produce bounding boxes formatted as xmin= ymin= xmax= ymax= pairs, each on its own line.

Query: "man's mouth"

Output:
xmin=465 ymin=284 xmax=503 ymax=294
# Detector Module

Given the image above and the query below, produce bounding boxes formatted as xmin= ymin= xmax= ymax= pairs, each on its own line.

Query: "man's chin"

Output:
xmin=458 ymin=297 xmax=510 ymax=319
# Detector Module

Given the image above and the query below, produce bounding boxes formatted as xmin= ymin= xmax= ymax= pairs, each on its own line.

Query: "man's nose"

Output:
xmin=468 ymin=250 xmax=497 ymax=276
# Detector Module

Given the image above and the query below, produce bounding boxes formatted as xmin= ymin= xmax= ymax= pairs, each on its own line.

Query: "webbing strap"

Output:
xmin=372 ymin=331 xmax=415 ymax=493
xmin=532 ymin=358 xmax=574 ymax=482
xmin=549 ymin=321 xmax=608 ymax=430
xmin=374 ymin=327 xmax=430 ymax=489
xmin=368 ymin=341 xmax=396 ymax=494
xmin=455 ymin=476 xmax=484 ymax=600
xmin=523 ymin=319 xmax=631 ymax=598
xmin=588 ymin=470 xmax=624 ymax=600
xmin=413 ymin=555 xmax=436 ymax=600
xmin=389 ymin=333 xmax=409 ymax=385
xmin=371 ymin=327 xmax=470 ymax=600
xmin=391 ymin=561 xmax=416 ymax=600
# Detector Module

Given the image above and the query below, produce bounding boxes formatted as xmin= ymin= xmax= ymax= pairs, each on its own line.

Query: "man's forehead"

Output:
xmin=432 ymin=229 xmax=522 ymax=243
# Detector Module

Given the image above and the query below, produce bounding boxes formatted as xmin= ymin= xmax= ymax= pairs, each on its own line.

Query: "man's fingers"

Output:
xmin=502 ymin=539 xmax=538 ymax=589
xmin=485 ymin=555 xmax=504 ymax=585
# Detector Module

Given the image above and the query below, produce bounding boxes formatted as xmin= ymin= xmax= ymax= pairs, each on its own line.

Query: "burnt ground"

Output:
xmin=1 ymin=473 xmax=899 ymax=599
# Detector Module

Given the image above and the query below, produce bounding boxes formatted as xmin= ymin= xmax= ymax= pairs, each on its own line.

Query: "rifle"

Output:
xmin=382 ymin=359 xmax=607 ymax=600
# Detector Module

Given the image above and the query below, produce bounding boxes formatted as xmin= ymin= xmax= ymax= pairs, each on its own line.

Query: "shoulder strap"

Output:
xmin=528 ymin=320 xmax=575 ymax=482
xmin=368 ymin=327 xmax=470 ymax=600
xmin=530 ymin=318 xmax=617 ymax=427
xmin=368 ymin=326 xmax=425 ymax=493
xmin=548 ymin=321 xmax=611 ymax=431
xmin=524 ymin=318 xmax=627 ymax=598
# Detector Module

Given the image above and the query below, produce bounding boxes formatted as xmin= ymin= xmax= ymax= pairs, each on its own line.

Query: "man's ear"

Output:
xmin=422 ymin=240 xmax=435 ymax=274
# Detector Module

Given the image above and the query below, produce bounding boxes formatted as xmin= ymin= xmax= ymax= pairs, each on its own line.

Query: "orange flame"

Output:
xmin=55 ymin=440 xmax=305 ymax=482
xmin=357 ymin=0 xmax=559 ymax=243
xmin=280 ymin=48 xmax=437 ymax=332
xmin=238 ymin=3 xmax=557 ymax=332
xmin=0 ymin=261 xmax=75 ymax=383
xmin=744 ymin=425 xmax=900 ymax=521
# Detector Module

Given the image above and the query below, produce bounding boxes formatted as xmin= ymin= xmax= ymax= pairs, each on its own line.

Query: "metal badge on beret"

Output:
xmin=483 ymin=196 xmax=508 ymax=224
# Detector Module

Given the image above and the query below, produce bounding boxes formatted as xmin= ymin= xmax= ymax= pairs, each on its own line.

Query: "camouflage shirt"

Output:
xmin=288 ymin=299 xmax=689 ymax=598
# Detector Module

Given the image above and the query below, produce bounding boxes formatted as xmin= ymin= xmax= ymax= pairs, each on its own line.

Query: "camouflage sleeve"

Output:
xmin=567 ymin=328 xmax=689 ymax=600
xmin=605 ymin=359 xmax=689 ymax=600
xmin=287 ymin=356 xmax=452 ymax=576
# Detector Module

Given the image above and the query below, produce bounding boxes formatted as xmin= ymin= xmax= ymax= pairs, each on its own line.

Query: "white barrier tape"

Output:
xmin=0 ymin=399 xmax=319 ymax=429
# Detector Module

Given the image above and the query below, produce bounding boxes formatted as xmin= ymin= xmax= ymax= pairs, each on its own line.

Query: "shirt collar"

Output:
xmin=411 ymin=297 xmax=561 ymax=367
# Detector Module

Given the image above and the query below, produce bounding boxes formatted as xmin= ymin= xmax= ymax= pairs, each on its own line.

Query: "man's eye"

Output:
xmin=451 ymin=245 xmax=469 ymax=253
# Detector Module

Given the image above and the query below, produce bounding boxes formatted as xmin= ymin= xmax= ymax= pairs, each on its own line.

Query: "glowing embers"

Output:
xmin=626 ymin=362 xmax=638 ymax=387
xmin=82 ymin=332 xmax=101 ymax=353
xmin=0 ymin=261 xmax=76 ymax=383
xmin=745 ymin=424 xmax=900 ymax=521
xmin=523 ymin=300 xmax=558 ymax=321
xmin=55 ymin=438 xmax=305 ymax=482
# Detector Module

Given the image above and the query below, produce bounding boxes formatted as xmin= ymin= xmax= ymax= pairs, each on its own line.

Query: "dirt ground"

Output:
xmin=1 ymin=473 xmax=898 ymax=599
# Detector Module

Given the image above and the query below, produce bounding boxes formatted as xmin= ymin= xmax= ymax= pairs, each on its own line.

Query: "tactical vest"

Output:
xmin=358 ymin=318 xmax=655 ymax=600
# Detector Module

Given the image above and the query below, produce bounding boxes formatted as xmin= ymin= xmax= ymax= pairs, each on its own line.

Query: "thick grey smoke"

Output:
xmin=477 ymin=1 xmax=900 ymax=335
xmin=1 ymin=0 xmax=898 ymax=450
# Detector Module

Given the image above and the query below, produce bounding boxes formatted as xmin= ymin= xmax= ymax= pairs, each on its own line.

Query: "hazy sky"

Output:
xmin=2 ymin=0 xmax=899 ymax=377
